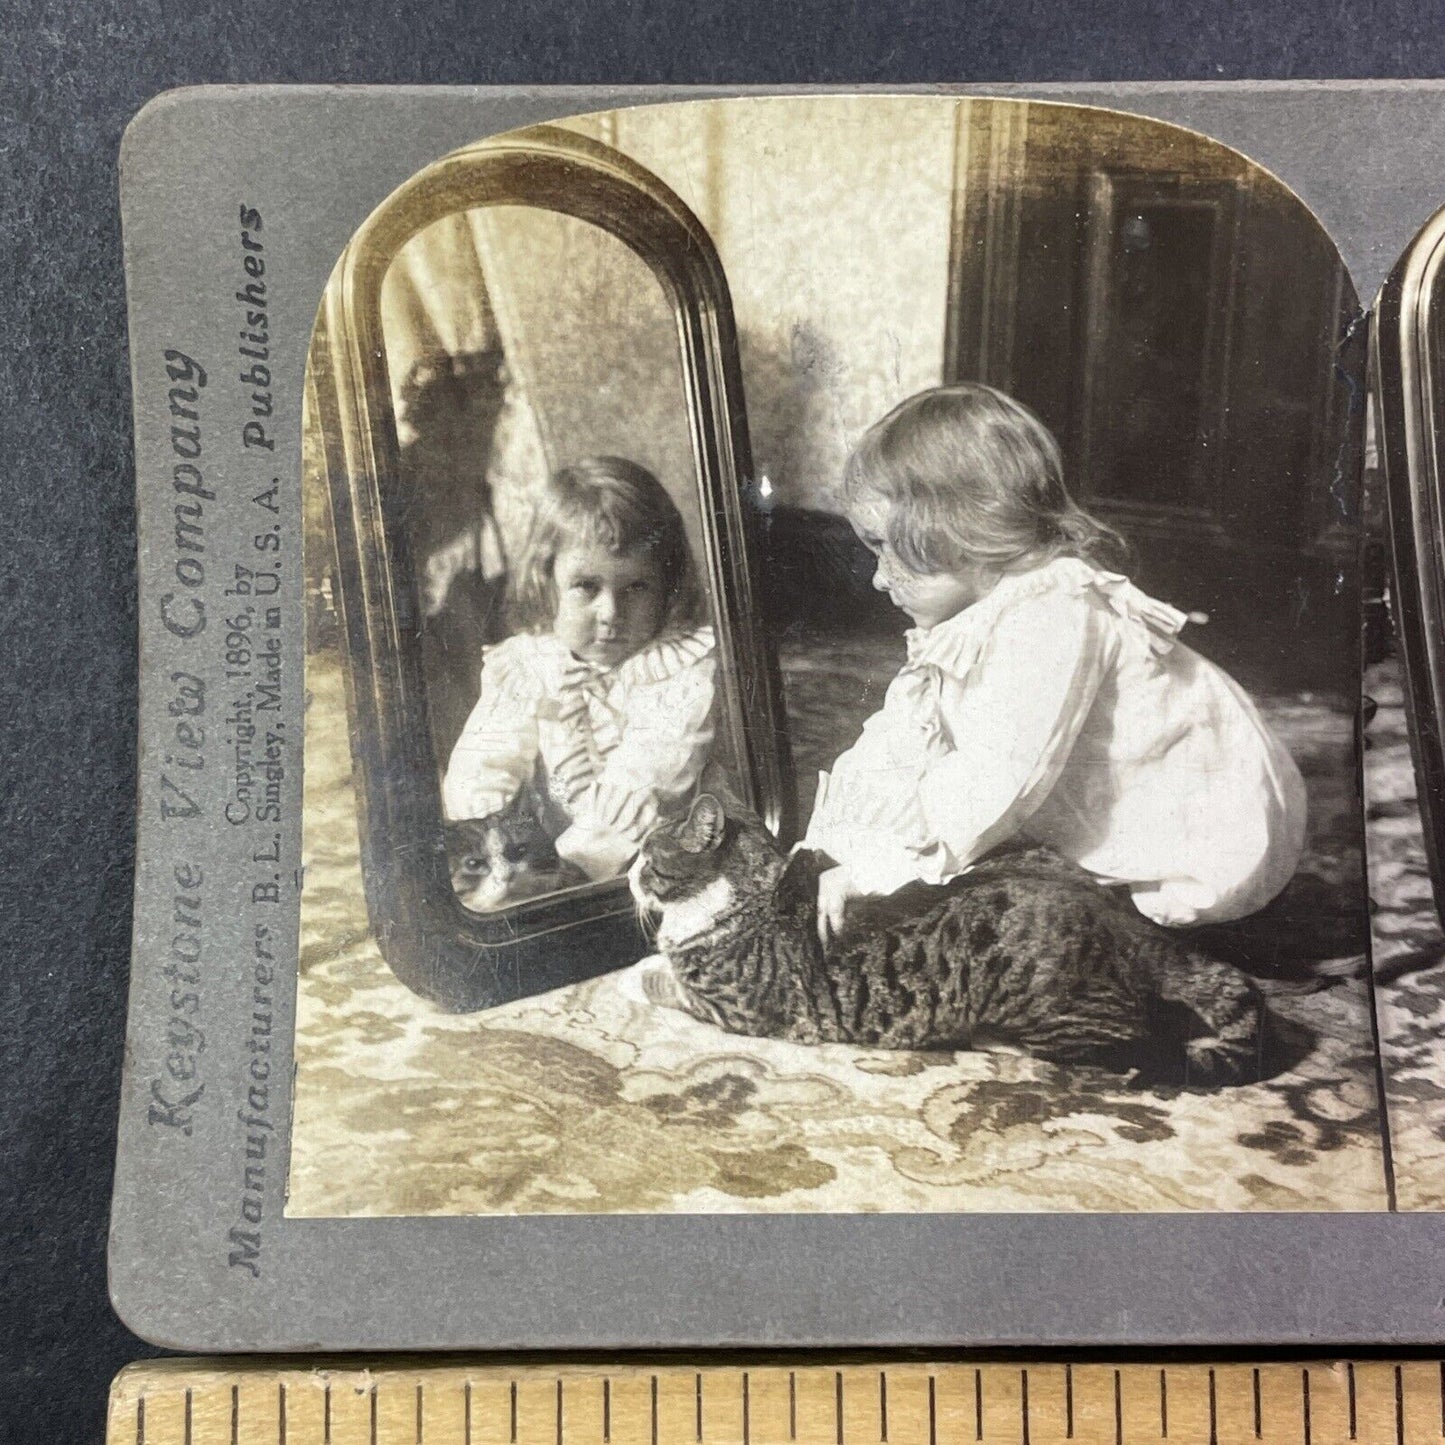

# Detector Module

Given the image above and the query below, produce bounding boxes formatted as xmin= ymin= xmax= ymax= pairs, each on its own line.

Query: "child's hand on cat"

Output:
xmin=816 ymin=865 xmax=863 ymax=946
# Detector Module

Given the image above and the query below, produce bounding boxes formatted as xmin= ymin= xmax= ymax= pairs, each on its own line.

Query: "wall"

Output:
xmin=566 ymin=97 xmax=958 ymax=513
xmin=371 ymin=96 xmax=966 ymax=587
xmin=360 ymin=95 xmax=1357 ymax=695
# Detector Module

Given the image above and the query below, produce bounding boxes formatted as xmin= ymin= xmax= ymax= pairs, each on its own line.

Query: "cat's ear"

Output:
xmin=778 ymin=846 xmax=825 ymax=909
xmin=680 ymin=793 xmax=727 ymax=853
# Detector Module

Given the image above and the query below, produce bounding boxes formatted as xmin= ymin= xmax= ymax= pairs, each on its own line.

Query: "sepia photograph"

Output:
xmin=1364 ymin=200 xmax=1445 ymax=1212
xmin=287 ymin=94 xmax=1390 ymax=1217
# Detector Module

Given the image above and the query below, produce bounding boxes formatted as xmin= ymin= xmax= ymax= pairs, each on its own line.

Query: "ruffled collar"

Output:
xmin=615 ymin=624 xmax=715 ymax=685
xmin=905 ymin=557 xmax=1192 ymax=676
xmin=531 ymin=624 xmax=715 ymax=688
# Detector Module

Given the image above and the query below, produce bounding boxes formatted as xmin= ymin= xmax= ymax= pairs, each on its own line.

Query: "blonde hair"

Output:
xmin=510 ymin=456 xmax=704 ymax=632
xmin=841 ymin=384 xmax=1131 ymax=576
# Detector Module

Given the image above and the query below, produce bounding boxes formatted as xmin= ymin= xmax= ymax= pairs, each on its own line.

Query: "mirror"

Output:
xmin=1373 ymin=203 xmax=1445 ymax=921
xmin=305 ymin=126 xmax=790 ymax=1009
xmin=382 ymin=205 xmax=740 ymax=914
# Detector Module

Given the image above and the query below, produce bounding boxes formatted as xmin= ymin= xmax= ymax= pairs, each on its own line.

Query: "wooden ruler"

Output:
xmin=109 ymin=1359 xmax=1445 ymax=1445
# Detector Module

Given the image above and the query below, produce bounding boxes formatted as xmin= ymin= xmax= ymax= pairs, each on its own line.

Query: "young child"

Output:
xmin=443 ymin=456 xmax=717 ymax=883
xmin=805 ymin=383 xmax=1308 ymax=942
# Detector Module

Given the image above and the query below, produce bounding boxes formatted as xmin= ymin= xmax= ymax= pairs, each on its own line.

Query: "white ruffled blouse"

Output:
xmin=442 ymin=625 xmax=717 ymax=882
xmin=804 ymin=557 xmax=1308 ymax=927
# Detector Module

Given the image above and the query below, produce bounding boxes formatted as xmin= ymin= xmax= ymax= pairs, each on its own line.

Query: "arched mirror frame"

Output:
xmin=1373 ymin=202 xmax=1445 ymax=922
xmin=306 ymin=124 xmax=793 ymax=1011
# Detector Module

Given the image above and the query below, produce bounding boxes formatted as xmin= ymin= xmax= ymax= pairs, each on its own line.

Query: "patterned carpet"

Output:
xmin=287 ymin=642 xmax=1397 ymax=1216
xmin=1364 ymin=659 xmax=1445 ymax=1209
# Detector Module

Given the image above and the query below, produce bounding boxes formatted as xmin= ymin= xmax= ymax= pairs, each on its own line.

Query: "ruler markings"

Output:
xmin=1346 ymin=1363 xmax=1390 ymax=1445
xmin=243 ymin=1376 xmax=286 ymax=1445
xmin=447 ymin=1373 xmax=475 ymax=1445
xmin=979 ymin=1360 xmax=1025 ymax=1445
xmin=1154 ymin=1368 xmax=1197 ymax=1445
xmin=1117 ymin=1366 xmax=1159 ymax=1445
xmin=904 ymin=1366 xmax=942 ymax=1445
xmin=1397 ymin=1362 xmax=1443 ymax=1445
xmin=108 ymin=1362 xmax=1445 ymax=1445
xmin=155 ymin=1389 xmax=241 ymax=1445
xmin=277 ymin=1377 xmax=323 ymax=1445
xmin=1329 ymin=1367 xmax=1362 ymax=1445
xmin=1033 ymin=1366 xmax=1069 ymax=1445
xmin=609 ymin=1373 xmax=645 ymax=1445
xmin=1070 ymin=1367 xmax=1124 ymax=1445
xmin=1252 ymin=1365 xmax=1296 ymax=1445
xmin=519 ymin=1377 xmax=564 ymax=1445
xmin=841 ymin=1367 xmax=882 ymax=1445
xmin=706 ymin=1365 xmax=745 ymax=1445
xmin=578 ymin=1376 xmax=612 ymax=1445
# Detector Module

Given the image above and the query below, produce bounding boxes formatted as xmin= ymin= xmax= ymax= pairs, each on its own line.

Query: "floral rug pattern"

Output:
xmin=288 ymin=646 xmax=1397 ymax=1216
xmin=1364 ymin=660 xmax=1445 ymax=1209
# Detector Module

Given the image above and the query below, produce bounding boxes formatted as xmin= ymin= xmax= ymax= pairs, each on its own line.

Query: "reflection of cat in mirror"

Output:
xmin=446 ymin=786 xmax=587 ymax=912
xmin=631 ymin=794 xmax=1269 ymax=1087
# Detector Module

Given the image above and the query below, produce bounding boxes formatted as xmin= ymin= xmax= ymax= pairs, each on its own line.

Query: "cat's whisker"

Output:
xmin=632 ymin=894 xmax=661 ymax=942
xmin=626 ymin=855 xmax=663 ymax=943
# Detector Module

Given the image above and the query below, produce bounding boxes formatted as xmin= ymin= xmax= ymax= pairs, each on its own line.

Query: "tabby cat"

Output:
xmin=630 ymin=795 xmax=1269 ymax=1087
xmin=446 ymin=783 xmax=585 ymax=912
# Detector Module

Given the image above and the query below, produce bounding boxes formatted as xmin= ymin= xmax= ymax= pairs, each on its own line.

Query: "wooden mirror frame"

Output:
xmin=1373 ymin=201 xmax=1445 ymax=922
xmin=306 ymin=124 xmax=793 ymax=1011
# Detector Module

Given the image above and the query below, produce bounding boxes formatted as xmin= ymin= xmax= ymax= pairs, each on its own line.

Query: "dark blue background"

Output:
xmin=4 ymin=3 xmax=1445 ymax=1440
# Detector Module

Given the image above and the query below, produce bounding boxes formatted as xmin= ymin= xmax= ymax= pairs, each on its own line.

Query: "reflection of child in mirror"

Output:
xmin=805 ymin=384 xmax=1308 ymax=942
xmin=443 ymin=456 xmax=717 ymax=883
